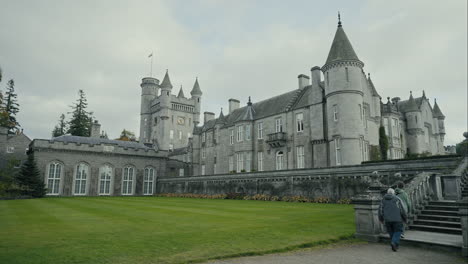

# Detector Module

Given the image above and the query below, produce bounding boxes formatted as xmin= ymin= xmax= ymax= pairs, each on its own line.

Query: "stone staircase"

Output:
xmin=410 ymin=200 xmax=462 ymax=235
xmin=461 ymin=171 xmax=468 ymax=198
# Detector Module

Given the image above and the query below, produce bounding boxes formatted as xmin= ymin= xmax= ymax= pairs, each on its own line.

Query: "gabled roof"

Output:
xmin=325 ymin=25 xmax=360 ymax=65
xmin=51 ymin=135 xmax=152 ymax=150
xmin=160 ymin=70 xmax=173 ymax=89
xmin=196 ymin=87 xmax=307 ymax=133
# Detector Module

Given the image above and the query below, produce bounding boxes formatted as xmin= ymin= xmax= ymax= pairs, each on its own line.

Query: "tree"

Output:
xmin=52 ymin=113 xmax=67 ymax=137
xmin=15 ymin=151 xmax=46 ymax=198
xmin=116 ymin=129 xmax=136 ymax=141
xmin=379 ymin=126 xmax=389 ymax=160
xmin=67 ymin=90 xmax=93 ymax=137
xmin=3 ymin=79 xmax=20 ymax=133
xmin=456 ymin=135 xmax=468 ymax=156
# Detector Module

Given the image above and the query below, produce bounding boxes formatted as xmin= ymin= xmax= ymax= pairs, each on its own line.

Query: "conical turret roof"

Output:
xmin=160 ymin=70 xmax=173 ymax=89
xmin=177 ymin=86 xmax=185 ymax=98
xmin=406 ymin=92 xmax=420 ymax=112
xmin=432 ymin=99 xmax=445 ymax=118
xmin=190 ymin=78 xmax=202 ymax=96
xmin=215 ymin=108 xmax=227 ymax=125
xmin=237 ymin=97 xmax=255 ymax=122
xmin=367 ymin=73 xmax=381 ymax=98
xmin=325 ymin=22 xmax=361 ymax=66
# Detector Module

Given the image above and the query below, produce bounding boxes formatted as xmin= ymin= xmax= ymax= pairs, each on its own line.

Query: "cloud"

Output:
xmin=0 ymin=0 xmax=466 ymax=145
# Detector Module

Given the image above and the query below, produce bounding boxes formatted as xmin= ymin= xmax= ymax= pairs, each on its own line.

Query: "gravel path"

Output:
xmin=206 ymin=242 xmax=467 ymax=264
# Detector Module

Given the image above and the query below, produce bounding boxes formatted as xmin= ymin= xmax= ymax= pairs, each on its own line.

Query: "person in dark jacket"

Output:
xmin=395 ymin=181 xmax=411 ymax=238
xmin=379 ymin=188 xmax=407 ymax=252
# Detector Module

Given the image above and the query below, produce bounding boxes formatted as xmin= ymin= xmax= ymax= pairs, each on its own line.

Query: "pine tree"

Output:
xmin=67 ymin=90 xmax=93 ymax=137
xmin=52 ymin=113 xmax=67 ymax=137
xmin=379 ymin=126 xmax=389 ymax=160
xmin=16 ymin=151 xmax=46 ymax=198
xmin=4 ymin=79 xmax=20 ymax=133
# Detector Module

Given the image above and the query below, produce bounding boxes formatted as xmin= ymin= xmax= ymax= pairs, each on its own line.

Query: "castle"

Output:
xmin=21 ymin=18 xmax=446 ymax=196
xmin=142 ymin=19 xmax=446 ymax=175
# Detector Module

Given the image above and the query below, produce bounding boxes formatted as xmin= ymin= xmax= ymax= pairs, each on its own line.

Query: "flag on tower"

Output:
xmin=148 ymin=53 xmax=153 ymax=58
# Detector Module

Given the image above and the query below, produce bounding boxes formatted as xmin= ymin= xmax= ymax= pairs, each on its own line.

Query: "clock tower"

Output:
xmin=141 ymin=70 xmax=202 ymax=151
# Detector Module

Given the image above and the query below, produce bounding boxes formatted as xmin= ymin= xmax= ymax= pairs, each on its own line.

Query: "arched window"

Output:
xmin=99 ymin=165 xmax=113 ymax=195
xmin=276 ymin=151 xmax=284 ymax=170
xmin=47 ymin=162 xmax=62 ymax=195
xmin=143 ymin=167 xmax=155 ymax=195
xmin=122 ymin=166 xmax=135 ymax=195
xmin=74 ymin=163 xmax=89 ymax=195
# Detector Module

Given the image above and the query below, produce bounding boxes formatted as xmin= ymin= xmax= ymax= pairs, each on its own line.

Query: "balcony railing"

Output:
xmin=266 ymin=132 xmax=287 ymax=147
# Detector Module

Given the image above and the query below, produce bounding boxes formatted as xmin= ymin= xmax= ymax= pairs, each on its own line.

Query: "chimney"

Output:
xmin=298 ymin=74 xmax=310 ymax=89
xmin=204 ymin=112 xmax=215 ymax=123
xmin=91 ymin=120 xmax=101 ymax=138
xmin=310 ymin=66 xmax=321 ymax=87
xmin=391 ymin=97 xmax=401 ymax=104
xmin=228 ymin=99 xmax=240 ymax=114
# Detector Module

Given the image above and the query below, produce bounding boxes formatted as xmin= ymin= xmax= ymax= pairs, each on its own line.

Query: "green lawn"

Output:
xmin=0 ymin=197 xmax=355 ymax=264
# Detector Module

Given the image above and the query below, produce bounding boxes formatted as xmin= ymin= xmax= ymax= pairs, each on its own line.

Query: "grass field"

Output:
xmin=0 ymin=197 xmax=355 ymax=264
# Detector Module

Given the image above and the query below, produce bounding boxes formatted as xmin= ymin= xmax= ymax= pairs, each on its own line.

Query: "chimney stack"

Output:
xmin=298 ymin=74 xmax=310 ymax=89
xmin=204 ymin=112 xmax=215 ymax=123
xmin=310 ymin=66 xmax=321 ymax=87
xmin=228 ymin=99 xmax=240 ymax=114
xmin=91 ymin=120 xmax=101 ymax=138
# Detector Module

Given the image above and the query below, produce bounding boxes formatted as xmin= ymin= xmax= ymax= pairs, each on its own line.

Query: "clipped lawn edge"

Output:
xmin=185 ymin=234 xmax=359 ymax=264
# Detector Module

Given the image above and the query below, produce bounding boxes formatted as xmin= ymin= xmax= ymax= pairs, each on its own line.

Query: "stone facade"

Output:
xmin=159 ymin=21 xmax=446 ymax=176
xmin=0 ymin=126 xmax=31 ymax=169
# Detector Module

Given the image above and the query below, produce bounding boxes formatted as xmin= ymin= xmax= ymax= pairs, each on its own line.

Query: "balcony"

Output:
xmin=266 ymin=132 xmax=287 ymax=148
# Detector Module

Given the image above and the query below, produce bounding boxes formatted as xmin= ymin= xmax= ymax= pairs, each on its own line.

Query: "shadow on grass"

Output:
xmin=186 ymin=234 xmax=360 ymax=264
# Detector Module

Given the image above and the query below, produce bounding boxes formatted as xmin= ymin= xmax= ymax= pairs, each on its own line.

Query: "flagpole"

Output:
xmin=150 ymin=52 xmax=153 ymax=77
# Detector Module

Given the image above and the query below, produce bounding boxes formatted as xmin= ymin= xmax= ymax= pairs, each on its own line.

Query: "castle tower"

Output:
xmin=322 ymin=15 xmax=366 ymax=165
xmin=404 ymin=91 xmax=424 ymax=154
xmin=190 ymin=78 xmax=202 ymax=126
xmin=432 ymin=98 xmax=446 ymax=153
xmin=139 ymin=77 xmax=159 ymax=143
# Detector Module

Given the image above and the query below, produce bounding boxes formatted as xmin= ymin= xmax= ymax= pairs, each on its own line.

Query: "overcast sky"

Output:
xmin=0 ymin=0 xmax=466 ymax=145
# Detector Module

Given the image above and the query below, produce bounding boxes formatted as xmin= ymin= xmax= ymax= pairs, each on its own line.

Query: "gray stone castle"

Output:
xmin=21 ymin=18 xmax=446 ymax=196
xmin=146 ymin=19 xmax=446 ymax=175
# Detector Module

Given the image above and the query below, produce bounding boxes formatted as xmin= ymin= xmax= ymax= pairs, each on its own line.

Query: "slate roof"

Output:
xmin=432 ymin=99 xmax=445 ymax=118
xmin=168 ymin=147 xmax=188 ymax=157
xmin=190 ymin=78 xmax=202 ymax=96
xmin=398 ymin=94 xmax=422 ymax=113
xmin=51 ymin=135 xmax=152 ymax=150
xmin=177 ymin=86 xmax=185 ymax=98
xmin=325 ymin=25 xmax=361 ymax=65
xmin=160 ymin=70 xmax=173 ymax=89
xmin=196 ymin=87 xmax=309 ymax=133
xmin=367 ymin=75 xmax=381 ymax=98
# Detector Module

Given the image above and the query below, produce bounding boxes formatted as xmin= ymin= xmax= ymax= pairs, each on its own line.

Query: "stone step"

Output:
xmin=424 ymin=205 xmax=459 ymax=211
xmin=427 ymin=201 xmax=458 ymax=206
xmin=417 ymin=214 xmax=461 ymax=222
xmin=379 ymin=230 xmax=463 ymax=253
xmin=412 ymin=219 xmax=461 ymax=229
xmin=409 ymin=224 xmax=462 ymax=235
xmin=420 ymin=210 xmax=459 ymax=216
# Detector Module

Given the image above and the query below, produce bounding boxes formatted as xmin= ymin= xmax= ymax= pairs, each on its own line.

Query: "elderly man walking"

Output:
xmin=379 ymin=188 xmax=407 ymax=252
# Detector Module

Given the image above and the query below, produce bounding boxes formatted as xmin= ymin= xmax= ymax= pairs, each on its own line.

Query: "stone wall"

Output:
xmin=158 ymin=156 xmax=462 ymax=200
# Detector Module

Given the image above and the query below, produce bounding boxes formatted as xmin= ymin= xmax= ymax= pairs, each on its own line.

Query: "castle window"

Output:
xmin=296 ymin=146 xmax=304 ymax=169
xmin=257 ymin=152 xmax=263 ymax=171
xmin=98 ymin=165 xmax=113 ymax=195
xmin=229 ymin=156 xmax=234 ymax=172
xmin=424 ymin=127 xmax=430 ymax=144
xmin=364 ymin=142 xmax=369 ymax=161
xmin=334 ymin=138 xmax=341 ymax=165
xmin=275 ymin=118 xmax=283 ymax=132
xmin=246 ymin=152 xmax=251 ymax=172
xmin=201 ymin=165 xmax=205 ymax=175
xmin=73 ymin=163 xmax=89 ymax=195
xmin=257 ymin=122 xmax=263 ymax=139
xmin=179 ymin=130 xmax=182 ymax=140
xmin=179 ymin=168 xmax=184 ymax=177
xmin=143 ymin=167 xmax=155 ymax=195
xmin=359 ymin=104 xmax=362 ymax=121
xmin=360 ymin=137 xmax=364 ymax=161
xmin=326 ymin=72 xmax=329 ymax=86
xmin=170 ymin=130 xmax=174 ymax=139
xmin=154 ymin=117 xmax=158 ymax=125
xmin=47 ymin=162 xmax=62 ymax=195
xmin=6 ymin=146 xmax=14 ymax=153
xmin=202 ymin=149 xmax=206 ymax=159
xmin=122 ymin=166 xmax=135 ymax=195
xmin=296 ymin=113 xmax=304 ymax=132
xmin=363 ymin=107 xmax=367 ymax=128
xmin=333 ymin=105 xmax=338 ymax=121
xmin=245 ymin=125 xmax=251 ymax=141
xmin=230 ymin=129 xmax=234 ymax=145
xmin=345 ymin=67 xmax=349 ymax=82
xmin=276 ymin=151 xmax=284 ymax=170
xmin=202 ymin=132 xmax=206 ymax=142
xmin=237 ymin=125 xmax=244 ymax=142
xmin=236 ymin=153 xmax=244 ymax=172
xmin=384 ymin=118 xmax=389 ymax=136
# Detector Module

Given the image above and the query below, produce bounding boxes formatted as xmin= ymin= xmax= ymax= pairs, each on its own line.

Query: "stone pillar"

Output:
xmin=351 ymin=172 xmax=387 ymax=242
xmin=459 ymin=197 xmax=468 ymax=257
xmin=433 ymin=174 xmax=443 ymax=200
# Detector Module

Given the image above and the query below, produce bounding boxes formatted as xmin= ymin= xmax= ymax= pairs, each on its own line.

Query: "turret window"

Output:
xmin=258 ymin=122 xmax=264 ymax=139
xmin=345 ymin=67 xmax=349 ymax=82
xmin=245 ymin=125 xmax=251 ymax=141
xmin=334 ymin=138 xmax=341 ymax=165
xmin=333 ymin=105 xmax=338 ymax=121
xmin=237 ymin=126 xmax=244 ymax=142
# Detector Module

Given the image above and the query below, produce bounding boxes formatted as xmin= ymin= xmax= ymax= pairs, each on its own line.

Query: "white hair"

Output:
xmin=387 ymin=188 xmax=395 ymax=195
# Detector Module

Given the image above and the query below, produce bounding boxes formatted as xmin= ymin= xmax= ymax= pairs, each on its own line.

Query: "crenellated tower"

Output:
xmin=139 ymin=77 xmax=159 ymax=143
